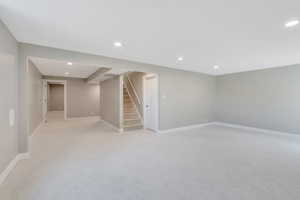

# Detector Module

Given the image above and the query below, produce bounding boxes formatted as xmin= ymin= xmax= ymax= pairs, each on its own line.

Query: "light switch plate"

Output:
xmin=9 ymin=109 xmax=15 ymax=127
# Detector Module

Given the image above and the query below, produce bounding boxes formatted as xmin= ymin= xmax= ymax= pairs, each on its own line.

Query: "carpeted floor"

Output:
xmin=1 ymin=113 xmax=300 ymax=200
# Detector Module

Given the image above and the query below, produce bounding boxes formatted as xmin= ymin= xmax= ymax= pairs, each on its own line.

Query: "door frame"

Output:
xmin=143 ymin=73 xmax=159 ymax=132
xmin=119 ymin=75 xmax=124 ymax=132
xmin=43 ymin=79 xmax=67 ymax=121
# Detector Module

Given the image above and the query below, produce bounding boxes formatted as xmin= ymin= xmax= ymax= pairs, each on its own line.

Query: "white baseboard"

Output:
xmin=66 ymin=116 xmax=101 ymax=120
xmin=214 ymin=122 xmax=298 ymax=138
xmin=28 ymin=122 xmax=44 ymax=155
xmin=0 ymin=153 xmax=30 ymax=185
xmin=28 ymin=122 xmax=43 ymax=144
xmin=158 ymin=121 xmax=298 ymax=138
xmin=159 ymin=122 xmax=216 ymax=134
xmin=101 ymin=120 xmax=123 ymax=133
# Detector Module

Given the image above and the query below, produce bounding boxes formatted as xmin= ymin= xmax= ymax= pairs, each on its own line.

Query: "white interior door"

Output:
xmin=144 ymin=75 xmax=158 ymax=131
xmin=42 ymin=80 xmax=48 ymax=122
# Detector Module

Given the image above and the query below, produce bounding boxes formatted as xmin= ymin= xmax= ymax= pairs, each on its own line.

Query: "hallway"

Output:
xmin=45 ymin=111 xmax=65 ymax=123
xmin=1 ymin=117 xmax=300 ymax=199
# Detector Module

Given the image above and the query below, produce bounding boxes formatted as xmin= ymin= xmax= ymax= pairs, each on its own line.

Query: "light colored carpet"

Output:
xmin=1 ymin=115 xmax=300 ymax=199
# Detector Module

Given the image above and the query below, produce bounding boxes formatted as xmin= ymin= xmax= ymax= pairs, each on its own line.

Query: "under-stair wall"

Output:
xmin=100 ymin=76 xmax=122 ymax=129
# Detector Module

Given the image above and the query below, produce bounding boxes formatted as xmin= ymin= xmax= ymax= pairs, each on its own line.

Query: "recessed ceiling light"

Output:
xmin=177 ymin=57 xmax=183 ymax=61
xmin=113 ymin=41 xmax=123 ymax=47
xmin=285 ymin=19 xmax=299 ymax=28
xmin=67 ymin=62 xmax=73 ymax=66
xmin=64 ymin=72 xmax=70 ymax=75
xmin=213 ymin=65 xmax=220 ymax=70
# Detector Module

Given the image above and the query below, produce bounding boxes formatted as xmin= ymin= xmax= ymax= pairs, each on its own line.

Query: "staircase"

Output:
xmin=123 ymin=86 xmax=143 ymax=131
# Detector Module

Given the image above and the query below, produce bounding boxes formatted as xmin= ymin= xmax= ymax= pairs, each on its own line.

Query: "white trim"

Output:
xmin=31 ymin=122 xmax=43 ymax=138
xmin=64 ymin=80 xmax=67 ymax=120
xmin=143 ymin=74 xmax=159 ymax=132
xmin=101 ymin=119 xmax=124 ymax=133
xmin=0 ymin=153 xmax=30 ymax=185
xmin=67 ymin=116 xmax=101 ymax=120
xmin=119 ymin=75 xmax=124 ymax=129
xmin=28 ymin=121 xmax=43 ymax=149
xmin=159 ymin=121 xmax=299 ymax=137
xmin=26 ymin=57 xmax=31 ymax=142
xmin=42 ymin=80 xmax=48 ymax=122
xmin=214 ymin=122 xmax=299 ymax=138
xmin=159 ymin=122 xmax=216 ymax=134
xmin=43 ymin=79 xmax=67 ymax=121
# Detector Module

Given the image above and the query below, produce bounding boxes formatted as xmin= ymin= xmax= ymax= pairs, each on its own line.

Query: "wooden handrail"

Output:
xmin=124 ymin=74 xmax=142 ymax=105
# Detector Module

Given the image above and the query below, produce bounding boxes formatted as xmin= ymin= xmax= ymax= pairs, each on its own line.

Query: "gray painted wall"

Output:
xmin=100 ymin=76 xmax=122 ymax=128
xmin=18 ymin=43 xmax=215 ymax=152
xmin=27 ymin=60 xmax=43 ymax=136
xmin=159 ymin=70 xmax=215 ymax=129
xmin=20 ymin=43 xmax=215 ymax=136
xmin=67 ymin=79 xmax=99 ymax=118
xmin=7 ymin=30 xmax=300 ymax=159
xmin=1 ymin=15 xmax=298 ymax=168
xmin=0 ymin=20 xmax=19 ymax=173
xmin=49 ymin=84 xmax=64 ymax=111
xmin=216 ymin=65 xmax=300 ymax=134
xmin=44 ymin=76 xmax=100 ymax=118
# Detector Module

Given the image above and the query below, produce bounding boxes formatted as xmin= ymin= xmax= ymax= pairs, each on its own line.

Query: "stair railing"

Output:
xmin=124 ymin=74 xmax=142 ymax=106
xmin=123 ymin=74 xmax=143 ymax=119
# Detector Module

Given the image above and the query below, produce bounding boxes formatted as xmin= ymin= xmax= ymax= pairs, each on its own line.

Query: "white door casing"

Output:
xmin=42 ymin=80 xmax=48 ymax=122
xmin=43 ymin=79 xmax=67 ymax=121
xmin=143 ymin=74 xmax=159 ymax=132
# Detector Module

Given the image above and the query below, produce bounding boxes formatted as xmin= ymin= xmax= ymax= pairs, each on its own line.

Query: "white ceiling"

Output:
xmin=1 ymin=0 xmax=300 ymax=75
xmin=30 ymin=57 xmax=100 ymax=78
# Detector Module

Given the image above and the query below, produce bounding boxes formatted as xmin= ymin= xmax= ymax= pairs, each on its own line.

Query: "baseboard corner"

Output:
xmin=101 ymin=120 xmax=123 ymax=133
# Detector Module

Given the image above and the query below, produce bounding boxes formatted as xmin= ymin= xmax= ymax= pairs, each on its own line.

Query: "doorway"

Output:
xmin=43 ymin=80 xmax=67 ymax=122
xmin=143 ymin=74 xmax=159 ymax=132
